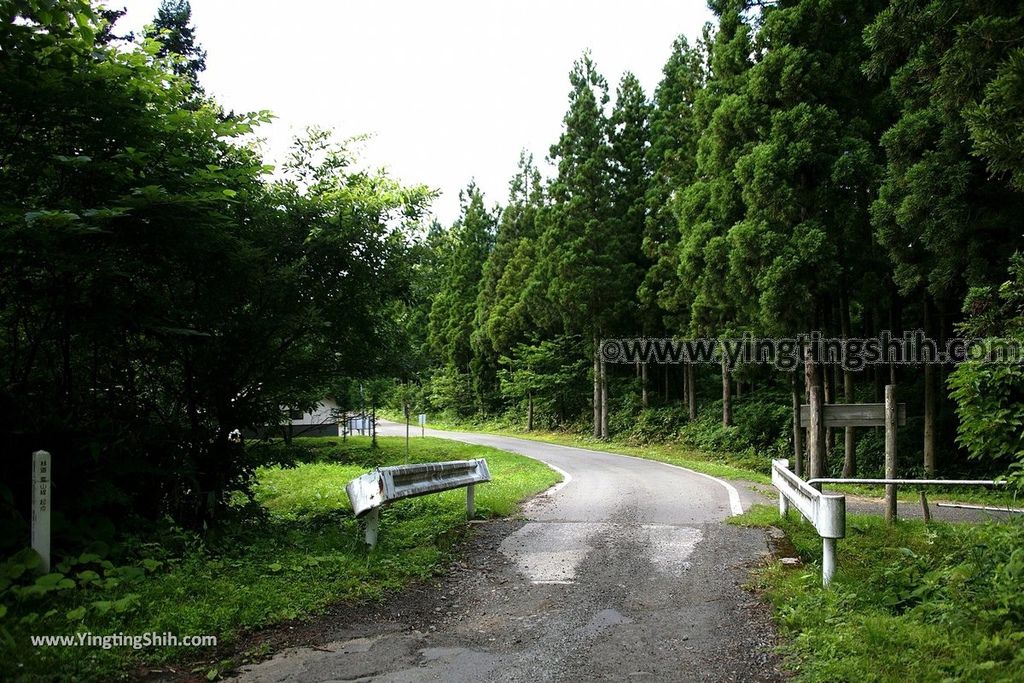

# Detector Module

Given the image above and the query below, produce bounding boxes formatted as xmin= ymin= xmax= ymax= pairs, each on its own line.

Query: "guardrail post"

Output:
xmin=776 ymin=458 xmax=790 ymax=517
xmin=467 ymin=483 xmax=476 ymax=519
xmin=364 ymin=508 xmax=380 ymax=548
xmin=822 ymin=538 xmax=836 ymax=586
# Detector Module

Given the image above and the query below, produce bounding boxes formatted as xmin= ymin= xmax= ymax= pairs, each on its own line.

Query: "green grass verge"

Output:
xmin=732 ymin=504 xmax=1024 ymax=682
xmin=822 ymin=482 xmax=1021 ymax=508
xmin=388 ymin=410 xmax=1019 ymax=506
xmin=381 ymin=411 xmax=770 ymax=484
xmin=1 ymin=436 xmax=559 ymax=681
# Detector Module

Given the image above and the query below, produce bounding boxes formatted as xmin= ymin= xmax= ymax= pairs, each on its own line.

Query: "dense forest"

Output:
xmin=0 ymin=0 xmax=433 ymax=543
xmin=402 ymin=0 xmax=1024 ymax=485
xmin=2 ymin=0 xmax=1024 ymax=552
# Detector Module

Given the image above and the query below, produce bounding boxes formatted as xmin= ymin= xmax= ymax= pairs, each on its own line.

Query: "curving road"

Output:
xmin=233 ymin=422 xmax=782 ymax=682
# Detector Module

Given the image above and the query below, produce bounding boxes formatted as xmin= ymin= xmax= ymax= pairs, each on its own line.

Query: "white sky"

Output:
xmin=116 ymin=1 xmax=714 ymax=224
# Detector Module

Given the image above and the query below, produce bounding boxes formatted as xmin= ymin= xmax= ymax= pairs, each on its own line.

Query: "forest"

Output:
xmin=3 ymin=0 xmax=1024 ymax=679
xmin=3 ymin=0 xmax=1024 ymax=544
xmin=402 ymin=0 xmax=1024 ymax=485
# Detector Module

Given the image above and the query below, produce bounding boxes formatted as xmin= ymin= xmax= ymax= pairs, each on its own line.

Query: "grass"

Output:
xmin=822 ymin=482 xmax=1021 ymax=508
xmin=733 ymin=504 xmax=1024 ymax=682
xmin=384 ymin=410 xmax=771 ymax=484
xmin=1 ymin=436 xmax=559 ymax=681
xmin=390 ymin=410 xmax=1019 ymax=507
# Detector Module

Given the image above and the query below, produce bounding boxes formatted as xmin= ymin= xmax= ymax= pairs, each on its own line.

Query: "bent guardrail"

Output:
xmin=345 ymin=459 xmax=491 ymax=547
xmin=772 ymin=458 xmax=846 ymax=586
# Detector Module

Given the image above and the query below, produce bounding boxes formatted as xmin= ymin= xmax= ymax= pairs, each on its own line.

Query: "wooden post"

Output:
xmin=885 ymin=384 xmax=898 ymax=523
xmin=808 ymin=385 xmax=825 ymax=480
xmin=32 ymin=451 xmax=51 ymax=573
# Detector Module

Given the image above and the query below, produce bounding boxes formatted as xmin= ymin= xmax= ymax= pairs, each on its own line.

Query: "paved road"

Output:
xmin=232 ymin=423 xmax=782 ymax=682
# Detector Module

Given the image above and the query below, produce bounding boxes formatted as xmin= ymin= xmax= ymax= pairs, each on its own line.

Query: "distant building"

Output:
xmin=285 ymin=398 xmax=342 ymax=438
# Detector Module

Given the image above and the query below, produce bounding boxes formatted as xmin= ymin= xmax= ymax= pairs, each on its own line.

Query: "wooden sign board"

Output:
xmin=799 ymin=403 xmax=906 ymax=428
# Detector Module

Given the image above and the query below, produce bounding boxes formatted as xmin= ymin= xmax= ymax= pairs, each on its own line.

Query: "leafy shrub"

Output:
xmin=948 ymin=252 xmax=1024 ymax=486
xmin=749 ymin=507 xmax=1024 ymax=681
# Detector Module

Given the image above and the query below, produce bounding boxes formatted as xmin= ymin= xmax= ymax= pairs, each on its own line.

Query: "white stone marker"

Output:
xmin=31 ymin=450 xmax=51 ymax=573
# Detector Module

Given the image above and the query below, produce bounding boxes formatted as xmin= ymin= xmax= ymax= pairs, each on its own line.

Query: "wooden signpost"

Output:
xmin=798 ymin=402 xmax=907 ymax=428
xmin=799 ymin=385 xmax=906 ymax=523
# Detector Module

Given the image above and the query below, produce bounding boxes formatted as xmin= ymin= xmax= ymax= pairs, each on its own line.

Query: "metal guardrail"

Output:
xmin=774 ymin=464 xmax=1016 ymax=585
xmin=806 ymin=476 xmax=1011 ymax=523
xmin=772 ymin=458 xmax=845 ymax=586
xmin=807 ymin=477 xmax=1007 ymax=487
xmin=345 ymin=459 xmax=491 ymax=547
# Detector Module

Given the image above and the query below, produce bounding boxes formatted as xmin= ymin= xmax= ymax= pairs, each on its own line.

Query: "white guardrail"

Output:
xmin=772 ymin=458 xmax=846 ymax=586
xmin=345 ymin=459 xmax=491 ymax=547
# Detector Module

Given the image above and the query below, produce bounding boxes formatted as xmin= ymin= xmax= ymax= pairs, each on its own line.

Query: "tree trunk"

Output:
xmin=841 ymin=293 xmax=856 ymax=477
xmin=791 ymin=371 xmax=804 ymax=477
xmin=527 ymin=393 xmax=534 ymax=431
xmin=923 ymin=298 xmax=936 ymax=475
xmin=682 ymin=362 xmax=689 ymax=413
xmin=600 ymin=359 xmax=609 ymax=439
xmin=593 ymin=337 xmax=602 ymax=438
xmin=687 ymin=363 xmax=696 ymax=421
xmin=641 ymin=362 xmax=649 ymax=408
xmin=823 ymin=360 xmax=834 ymax=461
xmin=808 ymin=384 xmax=825 ymax=479
xmin=721 ymin=360 xmax=732 ymax=427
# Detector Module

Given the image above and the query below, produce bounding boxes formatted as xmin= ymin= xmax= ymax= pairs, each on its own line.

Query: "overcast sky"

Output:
xmin=116 ymin=1 xmax=714 ymax=224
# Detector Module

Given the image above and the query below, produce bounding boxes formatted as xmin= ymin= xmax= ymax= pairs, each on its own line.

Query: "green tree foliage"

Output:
xmin=541 ymin=53 xmax=623 ymax=337
xmin=0 ymin=2 xmax=430 ymax=530
xmin=640 ymin=35 xmax=707 ymax=332
xmin=608 ymin=71 xmax=652 ymax=331
xmin=144 ymin=0 xmax=206 ymax=84
xmin=472 ymin=153 xmax=548 ymax=408
xmin=948 ymin=253 xmax=1024 ymax=481
xmin=733 ymin=0 xmax=886 ymax=335
xmin=499 ymin=337 xmax=589 ymax=429
xmin=865 ymin=0 xmax=1024 ymax=305
xmin=427 ymin=183 xmax=496 ymax=407
xmin=676 ymin=1 xmax=755 ymax=339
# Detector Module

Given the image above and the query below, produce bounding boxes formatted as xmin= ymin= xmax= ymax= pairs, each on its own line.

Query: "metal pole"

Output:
xmin=467 ymin=484 xmax=475 ymax=520
xmin=822 ymin=537 xmax=836 ymax=587
xmin=884 ymin=384 xmax=897 ymax=523
xmin=364 ymin=508 xmax=379 ymax=548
